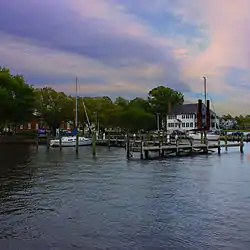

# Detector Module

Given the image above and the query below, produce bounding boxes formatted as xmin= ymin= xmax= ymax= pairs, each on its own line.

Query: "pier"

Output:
xmin=95 ymin=134 xmax=244 ymax=159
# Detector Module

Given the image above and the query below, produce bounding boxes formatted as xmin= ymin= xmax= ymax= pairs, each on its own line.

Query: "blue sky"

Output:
xmin=0 ymin=0 xmax=250 ymax=115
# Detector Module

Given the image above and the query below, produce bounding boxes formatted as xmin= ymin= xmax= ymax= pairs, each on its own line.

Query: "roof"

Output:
xmin=170 ymin=103 xmax=215 ymax=115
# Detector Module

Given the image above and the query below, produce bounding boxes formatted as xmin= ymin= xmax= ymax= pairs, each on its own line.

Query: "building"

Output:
xmin=165 ymin=103 xmax=217 ymax=131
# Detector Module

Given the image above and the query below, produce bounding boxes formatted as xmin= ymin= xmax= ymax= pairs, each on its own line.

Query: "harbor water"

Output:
xmin=1 ymin=144 xmax=250 ymax=249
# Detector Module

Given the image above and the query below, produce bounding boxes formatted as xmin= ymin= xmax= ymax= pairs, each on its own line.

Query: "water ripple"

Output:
xmin=1 ymin=145 xmax=250 ymax=249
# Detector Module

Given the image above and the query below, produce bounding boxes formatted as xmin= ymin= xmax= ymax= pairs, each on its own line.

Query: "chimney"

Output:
xmin=197 ymin=99 xmax=202 ymax=129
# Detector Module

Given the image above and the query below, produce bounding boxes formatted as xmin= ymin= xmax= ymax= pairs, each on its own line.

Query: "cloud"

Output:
xmin=0 ymin=0 xmax=250 ymax=115
xmin=0 ymin=0 xmax=189 ymax=97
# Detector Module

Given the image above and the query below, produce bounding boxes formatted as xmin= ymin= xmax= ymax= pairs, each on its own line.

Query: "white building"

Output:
xmin=165 ymin=103 xmax=217 ymax=131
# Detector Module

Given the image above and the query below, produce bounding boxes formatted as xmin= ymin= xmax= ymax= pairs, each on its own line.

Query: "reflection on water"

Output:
xmin=1 ymin=144 xmax=250 ymax=249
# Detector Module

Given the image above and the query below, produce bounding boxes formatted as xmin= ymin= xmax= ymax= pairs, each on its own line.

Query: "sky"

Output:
xmin=0 ymin=0 xmax=250 ymax=115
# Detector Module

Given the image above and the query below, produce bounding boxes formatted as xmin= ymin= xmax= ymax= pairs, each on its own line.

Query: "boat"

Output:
xmin=50 ymin=77 xmax=92 ymax=148
xmin=188 ymin=130 xmax=220 ymax=141
xmin=50 ymin=136 xmax=92 ymax=147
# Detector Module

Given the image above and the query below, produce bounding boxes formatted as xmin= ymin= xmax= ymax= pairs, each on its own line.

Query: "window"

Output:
xmin=28 ymin=123 xmax=31 ymax=130
xmin=182 ymin=115 xmax=185 ymax=119
xmin=175 ymin=123 xmax=178 ymax=127
xmin=190 ymin=122 xmax=193 ymax=128
xmin=182 ymin=123 xmax=185 ymax=127
xmin=190 ymin=114 xmax=193 ymax=119
xmin=195 ymin=122 xmax=197 ymax=128
xmin=168 ymin=123 xmax=171 ymax=127
xmin=186 ymin=122 xmax=189 ymax=127
xmin=20 ymin=125 xmax=23 ymax=130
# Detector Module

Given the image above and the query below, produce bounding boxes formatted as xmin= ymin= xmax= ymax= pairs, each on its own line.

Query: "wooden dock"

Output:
xmin=95 ymin=134 xmax=244 ymax=160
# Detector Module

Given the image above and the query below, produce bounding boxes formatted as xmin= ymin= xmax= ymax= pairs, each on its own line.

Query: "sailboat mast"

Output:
xmin=203 ymin=76 xmax=207 ymax=104
xmin=75 ymin=77 xmax=78 ymax=128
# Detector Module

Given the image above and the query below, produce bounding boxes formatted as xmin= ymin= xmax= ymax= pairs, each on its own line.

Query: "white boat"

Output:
xmin=50 ymin=77 xmax=93 ymax=148
xmin=50 ymin=136 xmax=92 ymax=147
xmin=188 ymin=131 xmax=220 ymax=141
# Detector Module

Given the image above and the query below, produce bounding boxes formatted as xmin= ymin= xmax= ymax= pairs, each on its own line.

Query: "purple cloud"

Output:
xmin=0 ymin=0 xmax=190 ymax=95
xmin=0 ymin=0 xmax=177 ymax=67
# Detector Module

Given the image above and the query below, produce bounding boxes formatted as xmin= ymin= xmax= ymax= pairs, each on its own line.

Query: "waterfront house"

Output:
xmin=164 ymin=103 xmax=217 ymax=131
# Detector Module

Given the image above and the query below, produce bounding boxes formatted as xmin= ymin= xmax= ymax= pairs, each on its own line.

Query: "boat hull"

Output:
xmin=50 ymin=137 xmax=92 ymax=147
xmin=189 ymin=133 xmax=220 ymax=141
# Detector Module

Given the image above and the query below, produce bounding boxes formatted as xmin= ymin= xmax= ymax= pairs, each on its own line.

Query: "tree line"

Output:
xmin=0 ymin=67 xmax=186 ymax=134
xmin=220 ymin=114 xmax=250 ymax=129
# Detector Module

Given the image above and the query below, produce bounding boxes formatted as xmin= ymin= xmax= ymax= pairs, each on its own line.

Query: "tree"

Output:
xmin=129 ymin=97 xmax=151 ymax=112
xmin=148 ymin=86 xmax=184 ymax=114
xmin=115 ymin=97 xmax=129 ymax=109
xmin=119 ymin=107 xmax=155 ymax=132
xmin=36 ymin=87 xmax=74 ymax=134
xmin=0 ymin=67 xmax=36 ymax=128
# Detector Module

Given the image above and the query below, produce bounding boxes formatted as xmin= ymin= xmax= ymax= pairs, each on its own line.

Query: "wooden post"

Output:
xmin=145 ymin=150 xmax=149 ymax=159
xmin=159 ymin=141 xmax=162 ymax=157
xmin=225 ymin=134 xmax=228 ymax=151
xmin=201 ymin=132 xmax=203 ymax=144
xmin=218 ymin=139 xmax=221 ymax=155
xmin=108 ymin=132 xmax=111 ymax=149
xmin=76 ymin=132 xmax=79 ymax=154
xmin=158 ymin=130 xmax=160 ymax=147
xmin=36 ymin=131 xmax=39 ymax=149
xmin=204 ymin=138 xmax=208 ymax=153
xmin=176 ymin=138 xmax=180 ymax=156
xmin=46 ymin=131 xmax=50 ymax=150
xmin=190 ymin=139 xmax=193 ymax=154
xmin=92 ymin=130 xmax=96 ymax=157
xmin=59 ymin=130 xmax=62 ymax=151
xmin=140 ymin=135 xmax=144 ymax=159
xmin=240 ymin=136 xmax=244 ymax=153
xmin=126 ymin=133 xmax=130 ymax=159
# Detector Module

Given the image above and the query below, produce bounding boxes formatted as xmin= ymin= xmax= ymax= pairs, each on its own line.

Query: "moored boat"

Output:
xmin=50 ymin=136 xmax=92 ymax=147
xmin=188 ymin=130 xmax=220 ymax=141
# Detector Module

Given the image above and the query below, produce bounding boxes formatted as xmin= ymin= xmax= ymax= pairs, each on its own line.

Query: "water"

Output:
xmin=1 ymin=144 xmax=250 ymax=249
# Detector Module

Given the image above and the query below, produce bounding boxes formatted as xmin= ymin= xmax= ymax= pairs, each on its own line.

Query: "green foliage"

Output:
xmin=1 ymin=66 xmax=188 ymax=133
xmin=0 ymin=67 xmax=36 ymax=126
xmin=35 ymin=87 xmax=74 ymax=133
xmin=148 ymin=86 xmax=184 ymax=114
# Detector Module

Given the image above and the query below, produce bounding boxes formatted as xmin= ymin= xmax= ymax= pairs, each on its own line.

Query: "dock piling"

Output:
xmin=176 ymin=139 xmax=180 ymax=156
xmin=46 ymin=132 xmax=50 ymax=150
xmin=108 ymin=132 xmax=111 ymax=149
xmin=76 ymin=133 xmax=79 ymax=154
xmin=36 ymin=132 xmax=39 ymax=150
xmin=240 ymin=136 xmax=244 ymax=153
xmin=126 ymin=133 xmax=130 ymax=159
xmin=140 ymin=135 xmax=144 ymax=159
xmin=218 ymin=139 xmax=221 ymax=155
xmin=92 ymin=130 xmax=96 ymax=157
xmin=59 ymin=131 xmax=62 ymax=151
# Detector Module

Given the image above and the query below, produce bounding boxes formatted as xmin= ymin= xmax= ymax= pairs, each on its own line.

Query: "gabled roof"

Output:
xmin=170 ymin=103 xmax=215 ymax=115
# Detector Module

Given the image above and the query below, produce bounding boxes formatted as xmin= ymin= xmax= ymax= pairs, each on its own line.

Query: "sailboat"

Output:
xmin=50 ymin=78 xmax=92 ymax=147
xmin=188 ymin=76 xmax=220 ymax=141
